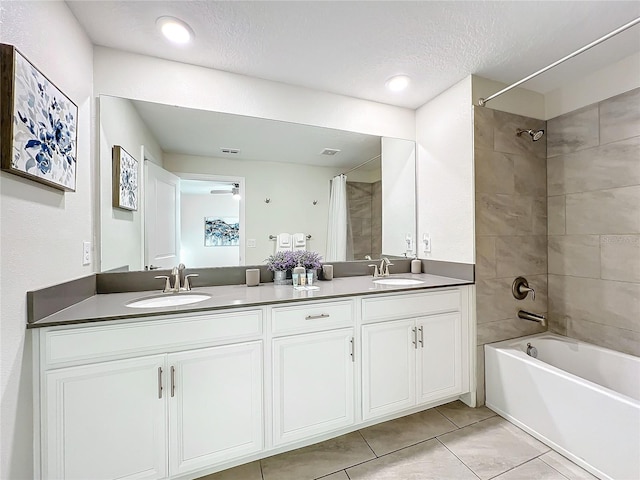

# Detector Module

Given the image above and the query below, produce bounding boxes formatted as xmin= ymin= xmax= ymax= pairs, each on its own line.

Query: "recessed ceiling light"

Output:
xmin=157 ymin=16 xmax=193 ymax=44
xmin=385 ymin=75 xmax=410 ymax=92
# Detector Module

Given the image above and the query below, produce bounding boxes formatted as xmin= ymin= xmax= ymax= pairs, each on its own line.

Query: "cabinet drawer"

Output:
xmin=43 ymin=309 xmax=263 ymax=369
xmin=271 ymin=300 xmax=354 ymax=336
xmin=362 ymin=289 xmax=460 ymax=323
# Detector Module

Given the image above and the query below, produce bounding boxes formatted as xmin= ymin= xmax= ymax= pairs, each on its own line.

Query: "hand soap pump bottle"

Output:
xmin=411 ymin=257 xmax=422 ymax=274
xmin=293 ymin=263 xmax=305 ymax=286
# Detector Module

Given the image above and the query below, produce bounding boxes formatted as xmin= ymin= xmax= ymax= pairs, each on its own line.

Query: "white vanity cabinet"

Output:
xmin=361 ymin=289 xmax=468 ymax=420
xmin=36 ymin=309 xmax=264 ymax=480
xmin=270 ymin=300 xmax=356 ymax=446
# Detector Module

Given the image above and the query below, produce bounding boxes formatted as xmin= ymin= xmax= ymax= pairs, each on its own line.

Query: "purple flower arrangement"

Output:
xmin=265 ymin=250 xmax=323 ymax=271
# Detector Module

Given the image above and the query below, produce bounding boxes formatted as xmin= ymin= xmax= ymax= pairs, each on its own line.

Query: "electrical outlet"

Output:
xmin=247 ymin=239 xmax=257 ymax=248
xmin=423 ymin=234 xmax=431 ymax=253
xmin=82 ymin=241 xmax=91 ymax=265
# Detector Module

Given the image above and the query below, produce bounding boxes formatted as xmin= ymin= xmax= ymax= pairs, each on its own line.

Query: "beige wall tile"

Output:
xmin=601 ymin=235 xmax=640 ymax=282
xmin=514 ymin=154 xmax=546 ymax=197
xmin=476 ymin=275 xmax=547 ymax=325
xmin=547 ymin=275 xmax=568 ymax=335
xmin=568 ymin=318 xmax=640 ymax=357
xmin=477 ymin=317 xmax=546 ymax=345
xmin=493 ymin=111 xmax=546 ymax=159
xmin=476 ymin=194 xmax=516 ymax=236
xmin=548 ymin=235 xmax=600 ymax=278
xmin=475 ymin=236 xmax=496 ymax=280
xmin=532 ymin=197 xmax=547 ymax=236
xmin=565 ymin=186 xmax=640 ymax=234
xmin=600 ymin=88 xmax=640 ymax=145
xmin=475 ymin=148 xmax=515 ymax=194
xmin=547 ymin=137 xmax=640 ymax=196
xmin=474 ymin=105 xmax=495 ymax=151
xmin=495 ymin=236 xmax=547 ymax=277
xmin=547 ymin=196 xmax=565 ymax=235
xmin=547 ymin=105 xmax=599 ymax=158
xmin=547 ymin=275 xmax=640 ymax=333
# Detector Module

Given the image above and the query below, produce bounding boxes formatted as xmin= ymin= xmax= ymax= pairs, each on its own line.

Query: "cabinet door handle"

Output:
xmin=412 ymin=327 xmax=417 ymax=349
xmin=158 ymin=367 xmax=163 ymax=399
xmin=419 ymin=326 xmax=424 ymax=348
xmin=305 ymin=313 xmax=330 ymax=320
xmin=350 ymin=337 xmax=355 ymax=362
xmin=170 ymin=366 xmax=176 ymax=398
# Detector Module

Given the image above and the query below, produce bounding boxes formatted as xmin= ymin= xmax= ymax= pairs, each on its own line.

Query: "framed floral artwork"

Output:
xmin=0 ymin=44 xmax=78 ymax=191
xmin=112 ymin=145 xmax=138 ymax=211
xmin=204 ymin=217 xmax=240 ymax=246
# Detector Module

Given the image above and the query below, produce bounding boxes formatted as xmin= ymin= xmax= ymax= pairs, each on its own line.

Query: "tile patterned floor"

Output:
xmin=198 ymin=401 xmax=597 ymax=480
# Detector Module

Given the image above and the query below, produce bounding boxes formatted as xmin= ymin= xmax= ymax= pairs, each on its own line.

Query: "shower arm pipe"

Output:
xmin=478 ymin=16 xmax=640 ymax=106
xmin=341 ymin=153 xmax=382 ymax=176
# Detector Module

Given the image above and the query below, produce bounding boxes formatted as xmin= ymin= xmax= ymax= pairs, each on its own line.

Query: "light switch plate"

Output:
xmin=82 ymin=241 xmax=91 ymax=265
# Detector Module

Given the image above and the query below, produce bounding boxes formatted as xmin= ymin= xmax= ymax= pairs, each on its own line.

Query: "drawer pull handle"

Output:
xmin=305 ymin=313 xmax=330 ymax=320
xmin=419 ymin=326 xmax=424 ymax=348
xmin=350 ymin=337 xmax=355 ymax=362
xmin=171 ymin=366 xmax=176 ymax=397
xmin=158 ymin=367 xmax=163 ymax=399
xmin=412 ymin=327 xmax=417 ymax=349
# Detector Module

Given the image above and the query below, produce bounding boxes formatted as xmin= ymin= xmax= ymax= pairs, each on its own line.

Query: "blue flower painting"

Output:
xmin=113 ymin=146 xmax=138 ymax=210
xmin=205 ymin=217 xmax=240 ymax=247
xmin=3 ymin=46 xmax=77 ymax=191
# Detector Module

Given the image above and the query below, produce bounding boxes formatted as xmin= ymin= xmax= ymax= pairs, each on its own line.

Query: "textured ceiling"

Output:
xmin=68 ymin=1 xmax=640 ymax=108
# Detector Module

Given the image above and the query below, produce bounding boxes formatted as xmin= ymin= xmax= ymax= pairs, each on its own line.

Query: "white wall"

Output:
xmin=471 ymin=76 xmax=546 ymax=120
xmin=98 ymin=96 xmax=164 ymax=271
xmin=181 ymin=193 xmax=240 ymax=267
xmin=165 ymin=153 xmax=341 ymax=264
xmin=93 ymin=47 xmax=415 ymax=140
xmin=416 ymin=76 xmax=475 ymax=264
xmin=0 ymin=2 xmax=94 ymax=478
xmin=382 ymin=138 xmax=416 ymax=257
xmin=544 ymin=52 xmax=640 ymax=119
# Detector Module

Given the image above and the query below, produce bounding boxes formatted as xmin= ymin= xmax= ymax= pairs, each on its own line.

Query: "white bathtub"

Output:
xmin=485 ymin=333 xmax=640 ymax=480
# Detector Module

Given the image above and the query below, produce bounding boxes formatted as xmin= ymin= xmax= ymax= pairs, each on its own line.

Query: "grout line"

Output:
xmin=537 ymin=452 xmax=574 ymax=480
xmin=259 ymin=459 xmax=265 ymax=480
xmin=356 ymin=429 xmax=378 ymax=458
xmin=435 ymin=437 xmax=482 ymax=480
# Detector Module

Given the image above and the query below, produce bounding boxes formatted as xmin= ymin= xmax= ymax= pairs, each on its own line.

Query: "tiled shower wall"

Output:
xmin=347 ymin=181 xmax=382 ymax=260
xmin=546 ymin=88 xmax=640 ymax=357
xmin=473 ymin=108 xmax=548 ymax=404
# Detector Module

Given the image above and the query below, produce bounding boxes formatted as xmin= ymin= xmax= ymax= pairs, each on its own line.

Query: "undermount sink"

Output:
xmin=126 ymin=293 xmax=212 ymax=309
xmin=373 ymin=278 xmax=425 ymax=286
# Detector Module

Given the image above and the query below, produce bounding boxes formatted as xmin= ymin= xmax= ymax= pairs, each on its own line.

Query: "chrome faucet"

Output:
xmin=155 ymin=264 xmax=199 ymax=293
xmin=380 ymin=257 xmax=393 ymax=277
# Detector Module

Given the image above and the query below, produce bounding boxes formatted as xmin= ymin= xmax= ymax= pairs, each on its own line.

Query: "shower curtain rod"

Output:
xmin=341 ymin=153 xmax=382 ymax=176
xmin=478 ymin=16 xmax=640 ymax=106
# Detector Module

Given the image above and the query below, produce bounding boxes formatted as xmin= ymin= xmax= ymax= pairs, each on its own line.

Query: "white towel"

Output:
xmin=292 ymin=233 xmax=307 ymax=251
xmin=276 ymin=233 xmax=292 ymax=252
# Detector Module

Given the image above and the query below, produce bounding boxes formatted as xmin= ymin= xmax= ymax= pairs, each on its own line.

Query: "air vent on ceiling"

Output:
xmin=321 ymin=148 xmax=341 ymax=156
xmin=220 ymin=148 xmax=240 ymax=154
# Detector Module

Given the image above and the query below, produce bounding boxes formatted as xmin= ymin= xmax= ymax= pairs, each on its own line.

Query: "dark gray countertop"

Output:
xmin=28 ymin=273 xmax=473 ymax=328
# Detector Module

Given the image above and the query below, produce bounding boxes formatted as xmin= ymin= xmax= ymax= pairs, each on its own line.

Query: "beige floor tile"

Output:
xmin=346 ymin=438 xmax=477 ymax=479
xmin=437 ymin=416 xmax=549 ymax=480
xmin=539 ymin=451 xmax=598 ymax=479
xmin=436 ymin=400 xmax=496 ymax=428
xmin=493 ymin=458 xmax=566 ymax=479
xmin=316 ymin=471 xmax=349 ymax=480
xmin=196 ymin=460 xmax=262 ymax=480
xmin=260 ymin=432 xmax=375 ymax=480
xmin=359 ymin=409 xmax=457 ymax=456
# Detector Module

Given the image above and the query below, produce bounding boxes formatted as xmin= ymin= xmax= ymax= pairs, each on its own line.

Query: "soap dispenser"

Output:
xmin=293 ymin=263 xmax=305 ymax=286
xmin=411 ymin=257 xmax=422 ymax=274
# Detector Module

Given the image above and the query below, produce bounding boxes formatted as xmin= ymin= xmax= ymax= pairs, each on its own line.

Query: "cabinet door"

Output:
xmin=44 ymin=355 xmax=167 ymax=480
xmin=416 ymin=312 xmax=462 ymax=404
xmin=168 ymin=341 xmax=263 ymax=476
xmin=361 ymin=319 xmax=416 ymax=420
xmin=272 ymin=328 xmax=355 ymax=446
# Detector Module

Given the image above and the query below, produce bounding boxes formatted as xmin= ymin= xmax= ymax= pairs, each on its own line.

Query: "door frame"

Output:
xmin=174 ymin=172 xmax=246 ymax=266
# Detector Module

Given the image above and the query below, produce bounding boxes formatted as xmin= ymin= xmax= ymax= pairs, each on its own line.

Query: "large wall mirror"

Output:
xmin=98 ymin=95 xmax=416 ymax=272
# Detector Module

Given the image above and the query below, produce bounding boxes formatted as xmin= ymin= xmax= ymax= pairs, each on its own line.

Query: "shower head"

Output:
xmin=516 ymin=128 xmax=545 ymax=142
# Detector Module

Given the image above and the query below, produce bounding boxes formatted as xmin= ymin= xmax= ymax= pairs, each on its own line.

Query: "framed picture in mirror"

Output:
xmin=0 ymin=43 xmax=78 ymax=191
xmin=112 ymin=145 xmax=138 ymax=210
